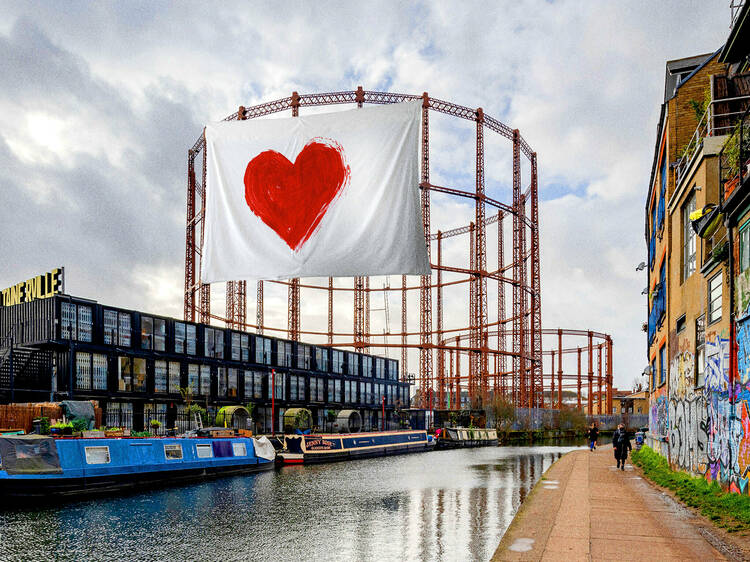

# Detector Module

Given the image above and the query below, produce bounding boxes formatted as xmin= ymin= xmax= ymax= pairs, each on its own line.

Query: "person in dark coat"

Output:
xmin=588 ymin=423 xmax=599 ymax=451
xmin=613 ymin=424 xmax=632 ymax=470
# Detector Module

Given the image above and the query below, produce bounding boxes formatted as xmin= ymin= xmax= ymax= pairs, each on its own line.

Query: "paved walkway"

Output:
xmin=492 ymin=447 xmax=727 ymax=561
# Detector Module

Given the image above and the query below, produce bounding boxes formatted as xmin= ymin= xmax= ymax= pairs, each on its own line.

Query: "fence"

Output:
xmin=507 ymin=407 xmax=649 ymax=431
xmin=0 ymin=402 xmax=103 ymax=433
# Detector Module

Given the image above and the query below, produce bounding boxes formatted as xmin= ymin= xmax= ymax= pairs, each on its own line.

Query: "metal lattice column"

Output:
xmin=418 ymin=92 xmax=433 ymax=408
xmin=530 ymin=152 xmax=542 ymax=407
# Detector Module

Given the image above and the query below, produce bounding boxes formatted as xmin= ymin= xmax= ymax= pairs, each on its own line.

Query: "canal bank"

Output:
xmin=492 ymin=448 xmax=732 ymax=561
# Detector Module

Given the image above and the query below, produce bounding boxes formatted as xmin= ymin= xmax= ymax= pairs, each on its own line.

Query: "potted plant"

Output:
xmin=150 ymin=419 xmax=162 ymax=434
xmin=105 ymin=426 xmax=124 ymax=438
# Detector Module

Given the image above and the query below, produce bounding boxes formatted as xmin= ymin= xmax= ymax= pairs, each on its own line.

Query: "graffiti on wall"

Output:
xmin=666 ymin=344 xmax=709 ymax=474
xmin=650 ymin=385 xmax=668 ymax=438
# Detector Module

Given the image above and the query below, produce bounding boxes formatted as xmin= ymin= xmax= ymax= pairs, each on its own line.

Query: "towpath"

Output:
xmin=492 ymin=447 xmax=730 ymax=561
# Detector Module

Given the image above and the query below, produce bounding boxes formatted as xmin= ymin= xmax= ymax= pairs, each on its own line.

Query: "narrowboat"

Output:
xmin=0 ymin=433 xmax=276 ymax=501
xmin=435 ymin=427 xmax=498 ymax=449
xmin=276 ymin=430 xmax=435 ymax=465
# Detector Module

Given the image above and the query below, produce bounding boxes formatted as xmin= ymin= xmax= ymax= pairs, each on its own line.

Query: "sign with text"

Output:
xmin=0 ymin=268 xmax=64 ymax=308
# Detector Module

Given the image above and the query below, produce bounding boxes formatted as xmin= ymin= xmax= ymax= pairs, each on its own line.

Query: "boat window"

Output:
xmin=232 ymin=442 xmax=247 ymax=457
xmin=85 ymin=446 xmax=111 ymax=464
xmin=164 ymin=444 xmax=183 ymax=460
xmin=196 ymin=443 xmax=213 ymax=458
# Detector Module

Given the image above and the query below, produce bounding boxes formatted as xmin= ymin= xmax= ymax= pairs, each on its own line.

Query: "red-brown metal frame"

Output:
xmin=184 ymin=87 xmax=610 ymax=410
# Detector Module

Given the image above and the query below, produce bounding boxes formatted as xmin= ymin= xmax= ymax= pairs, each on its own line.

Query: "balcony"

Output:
xmin=720 ymin=105 xmax=750 ymax=204
xmin=675 ymin=74 xmax=750 ymax=187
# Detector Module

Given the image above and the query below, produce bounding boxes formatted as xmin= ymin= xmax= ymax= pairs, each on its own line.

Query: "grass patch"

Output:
xmin=632 ymin=446 xmax=750 ymax=532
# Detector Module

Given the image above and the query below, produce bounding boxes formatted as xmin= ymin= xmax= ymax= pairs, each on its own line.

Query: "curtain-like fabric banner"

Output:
xmin=201 ymin=101 xmax=430 ymax=282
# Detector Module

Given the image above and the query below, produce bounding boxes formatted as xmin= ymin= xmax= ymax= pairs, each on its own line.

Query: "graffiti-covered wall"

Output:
xmin=668 ymin=344 xmax=708 ymax=475
xmin=648 ymin=384 xmax=669 ymax=458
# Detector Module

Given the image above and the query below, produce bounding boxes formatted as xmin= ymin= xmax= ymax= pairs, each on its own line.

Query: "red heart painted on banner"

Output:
xmin=244 ymin=140 xmax=350 ymax=251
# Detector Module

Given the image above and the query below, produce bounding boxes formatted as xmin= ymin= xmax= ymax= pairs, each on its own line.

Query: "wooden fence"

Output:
xmin=0 ymin=402 xmax=102 ymax=433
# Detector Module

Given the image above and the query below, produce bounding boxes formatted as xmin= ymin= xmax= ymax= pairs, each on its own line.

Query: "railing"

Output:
xmin=720 ymin=105 xmax=750 ymax=201
xmin=675 ymin=91 xmax=750 ymax=187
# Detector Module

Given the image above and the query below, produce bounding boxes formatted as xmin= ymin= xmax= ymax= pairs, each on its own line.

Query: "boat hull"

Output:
xmin=0 ymin=435 xmax=275 ymax=502
xmin=277 ymin=430 xmax=434 ymax=465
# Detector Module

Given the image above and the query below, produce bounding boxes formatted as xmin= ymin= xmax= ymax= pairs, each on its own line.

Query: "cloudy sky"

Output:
xmin=0 ymin=1 xmax=731 ymax=390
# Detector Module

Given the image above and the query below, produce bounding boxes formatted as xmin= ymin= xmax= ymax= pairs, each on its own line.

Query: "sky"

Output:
xmin=0 ymin=1 xmax=732 ymax=392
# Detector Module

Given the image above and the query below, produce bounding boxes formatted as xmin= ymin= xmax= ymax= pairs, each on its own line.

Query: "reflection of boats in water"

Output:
xmin=277 ymin=430 xmax=435 ymax=465
xmin=0 ymin=433 xmax=276 ymax=501
xmin=436 ymin=428 xmax=498 ymax=449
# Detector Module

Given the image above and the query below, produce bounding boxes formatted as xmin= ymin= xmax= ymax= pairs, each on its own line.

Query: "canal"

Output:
xmin=0 ymin=441 xmax=584 ymax=561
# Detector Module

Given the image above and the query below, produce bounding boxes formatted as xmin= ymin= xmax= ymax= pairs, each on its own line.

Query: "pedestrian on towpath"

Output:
xmin=613 ymin=424 xmax=632 ymax=471
xmin=588 ymin=422 xmax=599 ymax=451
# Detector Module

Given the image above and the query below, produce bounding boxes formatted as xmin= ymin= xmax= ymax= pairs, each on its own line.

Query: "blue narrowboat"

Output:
xmin=277 ymin=430 xmax=435 ymax=465
xmin=0 ymin=434 xmax=276 ymax=501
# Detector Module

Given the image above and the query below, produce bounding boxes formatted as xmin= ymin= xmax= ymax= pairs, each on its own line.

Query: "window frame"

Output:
xmin=708 ymin=271 xmax=723 ymax=325
xmin=682 ymin=194 xmax=696 ymax=282
xmin=84 ymin=446 xmax=111 ymax=465
xmin=164 ymin=444 xmax=183 ymax=460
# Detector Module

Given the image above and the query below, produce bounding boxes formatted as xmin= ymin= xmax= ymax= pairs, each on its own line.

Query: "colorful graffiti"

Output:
xmin=666 ymin=345 xmax=709 ymax=473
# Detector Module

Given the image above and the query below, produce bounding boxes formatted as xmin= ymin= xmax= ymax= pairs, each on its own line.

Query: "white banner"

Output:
xmin=201 ymin=101 xmax=430 ymax=282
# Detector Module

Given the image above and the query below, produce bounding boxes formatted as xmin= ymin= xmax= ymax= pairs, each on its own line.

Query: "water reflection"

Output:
xmin=0 ymin=443 xmax=583 ymax=562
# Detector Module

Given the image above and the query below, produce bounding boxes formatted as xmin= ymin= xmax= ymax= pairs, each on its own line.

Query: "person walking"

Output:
xmin=613 ymin=424 xmax=632 ymax=470
xmin=588 ymin=422 xmax=599 ymax=451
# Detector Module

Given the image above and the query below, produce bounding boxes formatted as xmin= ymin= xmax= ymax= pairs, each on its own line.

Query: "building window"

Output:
xmin=76 ymin=352 xmax=91 ymax=390
xmin=93 ymin=354 xmax=107 ymax=390
xmin=676 ymin=314 xmax=686 ymax=333
xmin=140 ymin=317 xmax=166 ymax=351
xmin=188 ymin=364 xmax=199 ymax=395
xmin=118 ymin=357 xmax=146 ymax=392
xmin=695 ymin=315 xmax=705 ymax=387
xmin=309 ymin=377 xmax=324 ymax=402
xmin=298 ymin=345 xmax=312 ymax=370
xmin=651 ymin=359 xmax=656 ymax=390
xmin=104 ymin=309 xmax=131 ymax=346
xmin=61 ymin=302 xmax=93 ymax=342
xmin=231 ymin=333 xmax=250 ymax=361
xmin=155 ymin=360 xmax=168 ymax=393
xmin=218 ymin=367 xmax=228 ymax=397
xmin=174 ymin=322 xmax=197 ymax=355
xmin=683 ymin=195 xmax=696 ymax=281
xmin=708 ymin=272 xmax=723 ymax=324
xmin=205 ymin=328 xmax=224 ymax=359
xmin=659 ymin=346 xmax=665 ymax=386
xmin=200 ymin=365 xmax=211 ymax=396
xmin=375 ymin=358 xmax=385 ymax=379
xmin=141 ymin=317 xmax=153 ymax=350
xmin=168 ymin=361 xmax=180 ymax=394
xmin=274 ymin=372 xmax=286 ymax=400
xmin=362 ymin=356 xmax=373 ymax=378
xmin=278 ymin=342 xmax=293 ymax=368
xmin=348 ymin=352 xmax=359 ymax=377
xmin=315 ymin=348 xmax=329 ymax=372
xmin=255 ymin=336 xmax=272 ymax=364
xmin=387 ymin=360 xmax=398 ymax=381
xmin=332 ymin=350 xmax=344 ymax=374
xmin=118 ymin=313 xmax=132 ymax=347
xmin=228 ymin=368 xmax=238 ymax=398
xmin=741 ymin=224 xmax=750 ymax=273
xmin=105 ymin=402 xmax=133 ymax=429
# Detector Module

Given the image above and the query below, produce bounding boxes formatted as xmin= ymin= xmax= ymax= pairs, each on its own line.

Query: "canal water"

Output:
xmin=0 ymin=441 xmax=584 ymax=561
